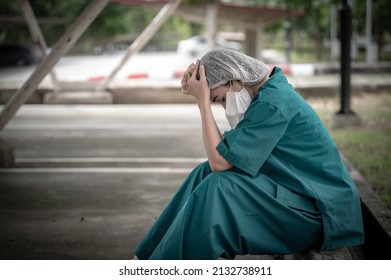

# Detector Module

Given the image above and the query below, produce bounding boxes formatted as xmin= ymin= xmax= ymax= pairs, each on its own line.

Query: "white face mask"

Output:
xmin=225 ymin=85 xmax=252 ymax=129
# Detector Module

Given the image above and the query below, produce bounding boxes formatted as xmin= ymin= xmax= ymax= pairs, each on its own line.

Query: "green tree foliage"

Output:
xmin=0 ymin=0 xmax=192 ymax=50
xmin=0 ymin=0 xmax=86 ymax=45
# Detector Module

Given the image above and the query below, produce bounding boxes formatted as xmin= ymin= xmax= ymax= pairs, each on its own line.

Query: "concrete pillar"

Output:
xmin=245 ymin=28 xmax=256 ymax=58
xmin=0 ymin=139 xmax=14 ymax=168
xmin=351 ymin=27 xmax=359 ymax=60
xmin=330 ymin=4 xmax=339 ymax=59
xmin=366 ymin=0 xmax=377 ymax=62
xmin=255 ymin=18 xmax=264 ymax=60
xmin=206 ymin=1 xmax=218 ymax=51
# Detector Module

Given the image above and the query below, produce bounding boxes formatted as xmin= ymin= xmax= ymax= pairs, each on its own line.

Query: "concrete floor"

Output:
xmin=0 ymin=104 xmax=229 ymax=259
xmin=1 ymin=102 xmax=388 ymax=260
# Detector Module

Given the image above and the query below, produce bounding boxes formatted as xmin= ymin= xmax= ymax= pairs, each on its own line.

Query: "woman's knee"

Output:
xmin=176 ymin=161 xmax=213 ymax=195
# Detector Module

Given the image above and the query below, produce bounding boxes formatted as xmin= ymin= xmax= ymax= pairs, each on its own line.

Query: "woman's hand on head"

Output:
xmin=181 ymin=60 xmax=210 ymax=105
xmin=181 ymin=62 xmax=195 ymax=95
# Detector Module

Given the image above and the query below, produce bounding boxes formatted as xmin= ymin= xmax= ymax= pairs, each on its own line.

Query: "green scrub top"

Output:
xmin=216 ymin=67 xmax=364 ymax=251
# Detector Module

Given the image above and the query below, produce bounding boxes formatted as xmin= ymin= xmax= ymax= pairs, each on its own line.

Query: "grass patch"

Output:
xmin=306 ymin=93 xmax=391 ymax=209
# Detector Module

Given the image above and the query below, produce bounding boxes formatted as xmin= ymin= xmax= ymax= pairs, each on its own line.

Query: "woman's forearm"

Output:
xmin=198 ymin=100 xmax=233 ymax=172
xmin=182 ymin=60 xmax=232 ymax=171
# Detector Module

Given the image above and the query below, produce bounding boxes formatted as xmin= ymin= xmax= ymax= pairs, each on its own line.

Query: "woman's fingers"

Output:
xmin=181 ymin=60 xmax=208 ymax=98
xmin=199 ymin=63 xmax=206 ymax=80
xmin=181 ymin=62 xmax=196 ymax=95
xmin=195 ymin=59 xmax=201 ymax=80
xmin=182 ymin=63 xmax=195 ymax=82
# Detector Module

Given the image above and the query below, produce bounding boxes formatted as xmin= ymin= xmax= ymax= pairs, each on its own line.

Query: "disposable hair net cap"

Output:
xmin=200 ymin=49 xmax=269 ymax=89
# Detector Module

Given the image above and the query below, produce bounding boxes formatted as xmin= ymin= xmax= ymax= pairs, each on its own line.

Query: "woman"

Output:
xmin=134 ymin=49 xmax=364 ymax=260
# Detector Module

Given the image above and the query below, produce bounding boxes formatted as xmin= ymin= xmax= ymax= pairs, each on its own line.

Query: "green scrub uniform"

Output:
xmin=134 ymin=67 xmax=364 ymax=260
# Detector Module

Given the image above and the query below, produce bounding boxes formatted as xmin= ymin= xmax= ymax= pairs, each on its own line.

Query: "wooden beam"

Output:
xmin=96 ymin=0 xmax=182 ymax=91
xmin=174 ymin=6 xmax=256 ymax=30
xmin=0 ymin=0 xmax=111 ymax=131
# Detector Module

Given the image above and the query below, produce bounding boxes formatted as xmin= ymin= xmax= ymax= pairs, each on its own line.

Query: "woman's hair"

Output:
xmin=200 ymin=49 xmax=269 ymax=89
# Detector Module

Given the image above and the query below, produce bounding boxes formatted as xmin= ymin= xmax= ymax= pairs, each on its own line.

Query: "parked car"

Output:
xmin=0 ymin=44 xmax=41 ymax=66
xmin=177 ymin=35 xmax=242 ymax=57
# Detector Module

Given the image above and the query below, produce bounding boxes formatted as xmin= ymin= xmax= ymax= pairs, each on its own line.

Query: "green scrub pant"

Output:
xmin=135 ymin=161 xmax=323 ymax=260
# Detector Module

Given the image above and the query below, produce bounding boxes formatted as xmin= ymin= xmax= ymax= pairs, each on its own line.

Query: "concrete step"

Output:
xmin=13 ymin=157 xmax=205 ymax=169
xmin=234 ymin=246 xmax=364 ymax=260
xmin=43 ymin=91 xmax=113 ymax=104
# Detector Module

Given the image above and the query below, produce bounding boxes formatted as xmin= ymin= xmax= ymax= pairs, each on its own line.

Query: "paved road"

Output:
xmin=0 ymin=52 xmax=194 ymax=83
xmin=0 ymin=104 xmax=229 ymax=259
